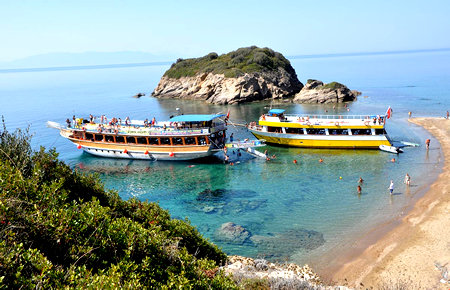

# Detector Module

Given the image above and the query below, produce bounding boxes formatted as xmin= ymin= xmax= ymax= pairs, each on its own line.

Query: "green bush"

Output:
xmin=164 ymin=46 xmax=294 ymax=79
xmin=0 ymin=120 xmax=236 ymax=288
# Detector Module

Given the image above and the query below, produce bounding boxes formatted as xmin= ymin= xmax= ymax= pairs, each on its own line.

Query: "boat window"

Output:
xmin=160 ymin=138 xmax=171 ymax=145
xmin=105 ymin=135 xmax=115 ymax=142
xmin=94 ymin=134 xmax=104 ymax=141
xmin=285 ymin=127 xmax=304 ymax=134
xmin=73 ymin=131 xmax=83 ymax=139
xmin=85 ymin=133 xmax=94 ymax=141
xmin=136 ymin=137 xmax=148 ymax=145
xmin=328 ymin=129 xmax=349 ymax=135
xmin=375 ymin=129 xmax=387 ymax=135
xmin=267 ymin=126 xmax=282 ymax=133
xmin=173 ymin=137 xmax=183 ymax=145
xmin=185 ymin=137 xmax=196 ymax=145
xmin=197 ymin=136 xmax=207 ymax=145
xmin=306 ymin=128 xmax=326 ymax=135
xmin=351 ymin=129 xmax=372 ymax=135
xmin=126 ymin=136 xmax=136 ymax=144
xmin=116 ymin=136 xmax=125 ymax=143
xmin=148 ymin=137 xmax=159 ymax=145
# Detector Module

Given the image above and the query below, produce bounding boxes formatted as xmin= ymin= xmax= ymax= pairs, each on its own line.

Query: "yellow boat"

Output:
xmin=248 ymin=109 xmax=392 ymax=149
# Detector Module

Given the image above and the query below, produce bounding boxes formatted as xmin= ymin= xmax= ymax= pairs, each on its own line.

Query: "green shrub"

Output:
xmin=164 ymin=46 xmax=294 ymax=79
xmin=0 ymin=120 xmax=236 ymax=288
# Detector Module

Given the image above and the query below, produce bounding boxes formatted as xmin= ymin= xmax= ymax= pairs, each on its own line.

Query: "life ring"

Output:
xmin=364 ymin=121 xmax=370 ymax=126
xmin=114 ymin=129 xmax=119 ymax=134
xmin=335 ymin=122 xmax=339 ymax=126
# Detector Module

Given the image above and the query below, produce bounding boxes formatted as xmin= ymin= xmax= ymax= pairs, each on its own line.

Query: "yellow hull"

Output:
xmin=252 ymin=132 xmax=391 ymax=148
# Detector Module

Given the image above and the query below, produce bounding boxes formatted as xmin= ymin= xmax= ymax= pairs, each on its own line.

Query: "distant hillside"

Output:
xmin=0 ymin=51 xmax=174 ymax=69
xmin=165 ymin=46 xmax=296 ymax=79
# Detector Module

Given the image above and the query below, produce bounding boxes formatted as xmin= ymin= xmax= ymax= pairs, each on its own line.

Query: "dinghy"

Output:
xmin=379 ymin=145 xmax=403 ymax=154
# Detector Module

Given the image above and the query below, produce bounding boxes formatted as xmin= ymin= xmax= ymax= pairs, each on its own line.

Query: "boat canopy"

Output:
xmin=169 ymin=114 xmax=225 ymax=123
xmin=268 ymin=109 xmax=285 ymax=115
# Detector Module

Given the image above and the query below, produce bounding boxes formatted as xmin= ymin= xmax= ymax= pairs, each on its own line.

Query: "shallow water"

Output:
xmin=0 ymin=50 xmax=448 ymax=267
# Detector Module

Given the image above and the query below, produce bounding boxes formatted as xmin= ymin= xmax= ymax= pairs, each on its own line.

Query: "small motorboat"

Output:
xmin=379 ymin=145 xmax=403 ymax=154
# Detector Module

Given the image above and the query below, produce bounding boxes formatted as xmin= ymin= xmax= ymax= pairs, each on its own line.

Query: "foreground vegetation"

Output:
xmin=165 ymin=46 xmax=295 ymax=79
xmin=0 ymin=121 xmax=237 ymax=288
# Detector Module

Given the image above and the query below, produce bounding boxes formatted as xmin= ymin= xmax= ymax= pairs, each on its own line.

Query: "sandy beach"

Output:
xmin=331 ymin=117 xmax=450 ymax=288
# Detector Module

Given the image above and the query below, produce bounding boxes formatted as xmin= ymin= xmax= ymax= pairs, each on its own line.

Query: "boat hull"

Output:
xmin=67 ymin=138 xmax=214 ymax=161
xmin=250 ymin=130 xmax=391 ymax=149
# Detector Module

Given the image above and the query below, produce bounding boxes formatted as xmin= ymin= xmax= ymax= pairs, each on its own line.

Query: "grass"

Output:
xmin=164 ymin=46 xmax=295 ymax=79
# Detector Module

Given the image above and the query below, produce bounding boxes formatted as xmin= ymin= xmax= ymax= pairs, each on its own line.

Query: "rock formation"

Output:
xmin=152 ymin=47 xmax=303 ymax=104
xmin=293 ymin=79 xmax=361 ymax=104
xmin=214 ymin=222 xmax=252 ymax=244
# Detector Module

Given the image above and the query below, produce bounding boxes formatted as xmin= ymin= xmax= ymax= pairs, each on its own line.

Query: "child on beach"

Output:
xmin=388 ymin=180 xmax=394 ymax=195
xmin=404 ymin=173 xmax=411 ymax=186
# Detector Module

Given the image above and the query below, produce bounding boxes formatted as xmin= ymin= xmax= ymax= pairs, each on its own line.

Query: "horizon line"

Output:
xmin=0 ymin=47 xmax=449 ymax=74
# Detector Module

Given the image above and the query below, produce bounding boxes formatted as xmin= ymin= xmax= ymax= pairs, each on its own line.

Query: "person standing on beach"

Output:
xmin=404 ymin=173 xmax=411 ymax=186
xmin=388 ymin=180 xmax=394 ymax=195
xmin=447 ymin=110 xmax=449 ymax=119
xmin=425 ymin=138 xmax=430 ymax=150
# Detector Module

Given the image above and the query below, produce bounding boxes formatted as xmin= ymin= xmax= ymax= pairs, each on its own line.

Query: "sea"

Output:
xmin=1 ymin=50 xmax=449 ymax=272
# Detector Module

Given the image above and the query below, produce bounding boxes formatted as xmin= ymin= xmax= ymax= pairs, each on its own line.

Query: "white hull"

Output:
xmin=81 ymin=146 xmax=213 ymax=161
xmin=379 ymin=145 xmax=403 ymax=154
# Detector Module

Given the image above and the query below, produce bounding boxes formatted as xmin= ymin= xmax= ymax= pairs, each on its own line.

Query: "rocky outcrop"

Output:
xmin=152 ymin=70 xmax=303 ymax=105
xmin=152 ymin=46 xmax=303 ymax=104
xmin=293 ymin=79 xmax=360 ymax=104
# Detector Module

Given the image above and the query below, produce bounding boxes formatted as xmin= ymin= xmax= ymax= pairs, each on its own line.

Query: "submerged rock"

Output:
xmin=215 ymin=222 xmax=252 ymax=244
xmin=152 ymin=46 xmax=303 ymax=104
xmin=196 ymin=188 xmax=258 ymax=202
xmin=293 ymin=79 xmax=360 ymax=103
xmin=251 ymin=228 xmax=325 ymax=260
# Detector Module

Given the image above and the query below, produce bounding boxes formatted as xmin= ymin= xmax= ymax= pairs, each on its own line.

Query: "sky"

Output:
xmin=1 ymin=0 xmax=450 ymax=62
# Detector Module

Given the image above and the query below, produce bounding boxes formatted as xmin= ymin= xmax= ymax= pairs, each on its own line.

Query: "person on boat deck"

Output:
xmin=144 ymin=118 xmax=149 ymax=127
xmin=89 ymin=114 xmax=94 ymax=124
xmin=373 ymin=117 xmax=376 ymax=124
xmin=260 ymin=114 xmax=265 ymax=121
xmin=151 ymin=117 xmax=156 ymax=125
xmin=66 ymin=118 xmax=71 ymax=128
xmin=125 ymin=116 xmax=130 ymax=126
xmin=72 ymin=115 xmax=77 ymax=128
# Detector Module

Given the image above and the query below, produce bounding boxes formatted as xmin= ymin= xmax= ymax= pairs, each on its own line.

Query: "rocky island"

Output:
xmin=293 ymin=79 xmax=361 ymax=104
xmin=152 ymin=46 xmax=303 ymax=104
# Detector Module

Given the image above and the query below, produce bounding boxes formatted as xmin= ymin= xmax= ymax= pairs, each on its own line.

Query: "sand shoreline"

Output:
xmin=329 ymin=117 xmax=450 ymax=288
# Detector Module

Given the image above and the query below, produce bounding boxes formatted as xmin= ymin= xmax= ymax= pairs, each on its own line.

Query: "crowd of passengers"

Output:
xmin=66 ymin=114 xmax=207 ymax=132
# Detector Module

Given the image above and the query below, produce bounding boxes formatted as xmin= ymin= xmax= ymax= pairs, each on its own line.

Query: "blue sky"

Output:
xmin=1 ymin=0 xmax=450 ymax=62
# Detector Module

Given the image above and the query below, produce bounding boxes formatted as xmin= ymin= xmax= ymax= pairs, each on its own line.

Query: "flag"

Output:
xmin=386 ymin=106 xmax=392 ymax=119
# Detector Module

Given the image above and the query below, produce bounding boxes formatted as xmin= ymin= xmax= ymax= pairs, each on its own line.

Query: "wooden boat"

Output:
xmin=248 ymin=108 xmax=392 ymax=149
xmin=379 ymin=145 xmax=403 ymax=154
xmin=48 ymin=114 xmax=227 ymax=160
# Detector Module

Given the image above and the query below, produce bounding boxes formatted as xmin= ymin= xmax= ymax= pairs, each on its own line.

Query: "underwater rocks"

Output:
xmin=251 ymin=228 xmax=325 ymax=260
xmin=196 ymin=188 xmax=258 ymax=202
xmin=215 ymin=222 xmax=252 ymax=244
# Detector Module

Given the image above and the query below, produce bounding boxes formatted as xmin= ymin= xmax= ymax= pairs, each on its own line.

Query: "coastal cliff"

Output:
xmin=294 ymin=79 xmax=361 ymax=104
xmin=152 ymin=47 xmax=303 ymax=104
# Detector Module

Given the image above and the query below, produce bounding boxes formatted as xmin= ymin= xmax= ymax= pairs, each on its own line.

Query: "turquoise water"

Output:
xmin=1 ymin=51 xmax=448 ymax=269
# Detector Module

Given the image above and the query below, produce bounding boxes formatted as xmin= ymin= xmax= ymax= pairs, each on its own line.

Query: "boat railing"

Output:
xmin=283 ymin=114 xmax=380 ymax=120
xmin=70 ymin=124 xmax=212 ymax=135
